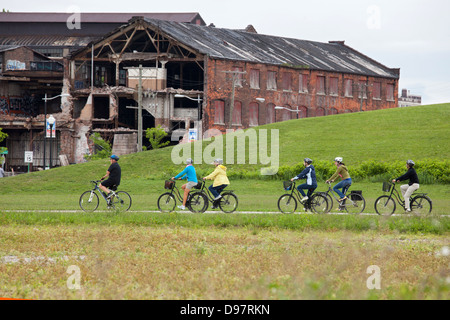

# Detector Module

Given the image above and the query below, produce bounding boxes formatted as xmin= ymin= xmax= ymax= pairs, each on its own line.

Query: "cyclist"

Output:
xmin=290 ymin=158 xmax=317 ymax=202
xmin=203 ymin=158 xmax=230 ymax=209
xmin=392 ymin=160 xmax=419 ymax=212
xmin=326 ymin=157 xmax=351 ymax=202
xmin=172 ymin=158 xmax=198 ymax=210
xmin=100 ymin=154 xmax=121 ymax=201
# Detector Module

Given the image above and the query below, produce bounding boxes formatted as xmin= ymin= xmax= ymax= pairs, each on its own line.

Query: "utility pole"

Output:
xmin=138 ymin=64 xmax=143 ymax=152
xmin=223 ymin=70 xmax=246 ymax=129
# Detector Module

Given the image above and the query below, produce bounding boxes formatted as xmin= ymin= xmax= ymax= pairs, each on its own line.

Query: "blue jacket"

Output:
xmin=294 ymin=165 xmax=317 ymax=187
xmin=174 ymin=165 xmax=198 ymax=183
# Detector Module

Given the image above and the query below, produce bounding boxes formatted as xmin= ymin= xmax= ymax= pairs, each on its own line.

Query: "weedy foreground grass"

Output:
xmin=0 ymin=223 xmax=448 ymax=300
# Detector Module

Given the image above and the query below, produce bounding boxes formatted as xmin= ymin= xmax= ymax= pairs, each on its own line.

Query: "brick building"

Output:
xmin=1 ymin=15 xmax=400 ymax=171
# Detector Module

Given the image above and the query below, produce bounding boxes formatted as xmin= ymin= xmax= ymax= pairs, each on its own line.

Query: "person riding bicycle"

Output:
xmin=203 ymin=158 xmax=230 ymax=209
xmin=392 ymin=160 xmax=419 ymax=212
xmin=290 ymin=158 xmax=317 ymax=202
xmin=100 ymin=154 xmax=121 ymax=200
xmin=326 ymin=157 xmax=351 ymax=202
xmin=172 ymin=158 xmax=198 ymax=210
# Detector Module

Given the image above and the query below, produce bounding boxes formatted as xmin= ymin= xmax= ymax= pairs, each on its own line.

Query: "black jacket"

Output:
xmin=396 ymin=168 xmax=419 ymax=185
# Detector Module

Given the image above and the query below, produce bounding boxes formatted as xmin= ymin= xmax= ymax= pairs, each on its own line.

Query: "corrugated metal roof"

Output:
xmin=144 ymin=18 xmax=399 ymax=79
xmin=0 ymin=12 xmax=205 ymax=25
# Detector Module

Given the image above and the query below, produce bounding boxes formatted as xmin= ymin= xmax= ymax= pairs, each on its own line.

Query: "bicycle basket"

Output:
xmin=350 ymin=190 xmax=362 ymax=200
xmin=164 ymin=180 xmax=174 ymax=190
xmin=382 ymin=182 xmax=391 ymax=192
xmin=283 ymin=181 xmax=292 ymax=191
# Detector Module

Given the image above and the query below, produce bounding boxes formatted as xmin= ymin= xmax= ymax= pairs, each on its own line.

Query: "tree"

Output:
xmin=84 ymin=133 xmax=112 ymax=161
xmin=0 ymin=128 xmax=8 ymax=154
xmin=145 ymin=125 xmax=170 ymax=150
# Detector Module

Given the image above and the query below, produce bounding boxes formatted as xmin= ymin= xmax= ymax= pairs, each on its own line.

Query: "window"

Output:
xmin=232 ymin=101 xmax=242 ymax=125
xmin=373 ymin=82 xmax=381 ymax=100
xmin=249 ymin=102 xmax=259 ymax=126
xmin=249 ymin=69 xmax=260 ymax=89
xmin=234 ymin=67 xmax=244 ymax=87
xmin=281 ymin=106 xmax=293 ymax=121
xmin=266 ymin=103 xmax=275 ymax=124
xmin=299 ymin=74 xmax=308 ymax=93
xmin=316 ymin=76 xmax=325 ymax=94
xmin=386 ymin=84 xmax=395 ymax=101
xmin=330 ymin=77 xmax=339 ymax=96
xmin=344 ymin=79 xmax=353 ymax=97
xmin=298 ymin=106 xmax=307 ymax=118
xmin=316 ymin=107 xmax=325 ymax=117
xmin=282 ymin=72 xmax=292 ymax=91
xmin=358 ymin=81 xmax=367 ymax=99
xmin=267 ymin=71 xmax=277 ymax=90
xmin=214 ymin=100 xmax=225 ymax=124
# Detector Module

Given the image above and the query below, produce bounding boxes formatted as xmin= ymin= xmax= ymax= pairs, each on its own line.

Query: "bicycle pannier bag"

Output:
xmin=351 ymin=190 xmax=362 ymax=200
xmin=382 ymin=182 xmax=391 ymax=192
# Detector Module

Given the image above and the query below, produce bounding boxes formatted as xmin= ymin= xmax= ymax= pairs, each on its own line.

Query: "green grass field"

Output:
xmin=0 ymin=104 xmax=449 ymax=300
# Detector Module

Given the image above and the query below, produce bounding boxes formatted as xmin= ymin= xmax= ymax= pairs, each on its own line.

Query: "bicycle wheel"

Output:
xmin=374 ymin=195 xmax=396 ymax=216
xmin=344 ymin=193 xmax=365 ymax=214
xmin=410 ymin=195 xmax=432 ymax=215
xmin=219 ymin=192 xmax=238 ymax=213
xmin=188 ymin=192 xmax=208 ymax=213
xmin=325 ymin=192 xmax=334 ymax=212
xmin=278 ymin=194 xmax=297 ymax=214
xmin=79 ymin=191 xmax=99 ymax=212
xmin=157 ymin=192 xmax=176 ymax=212
xmin=111 ymin=191 xmax=132 ymax=212
xmin=310 ymin=193 xmax=329 ymax=214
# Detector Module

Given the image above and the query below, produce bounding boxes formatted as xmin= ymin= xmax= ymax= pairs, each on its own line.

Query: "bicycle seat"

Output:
xmin=110 ymin=185 xmax=118 ymax=191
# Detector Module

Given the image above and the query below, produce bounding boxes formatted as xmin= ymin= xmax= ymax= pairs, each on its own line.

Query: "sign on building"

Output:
xmin=24 ymin=151 xmax=33 ymax=163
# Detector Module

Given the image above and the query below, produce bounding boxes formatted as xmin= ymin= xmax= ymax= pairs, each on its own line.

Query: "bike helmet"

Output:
xmin=406 ymin=159 xmax=415 ymax=166
xmin=110 ymin=155 xmax=119 ymax=161
xmin=304 ymin=158 xmax=313 ymax=164
xmin=214 ymin=158 xmax=223 ymax=165
xmin=186 ymin=158 xmax=193 ymax=165
xmin=334 ymin=157 xmax=343 ymax=163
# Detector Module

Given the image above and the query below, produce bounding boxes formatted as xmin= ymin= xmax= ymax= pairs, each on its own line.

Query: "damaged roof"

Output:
xmin=143 ymin=18 xmax=399 ymax=79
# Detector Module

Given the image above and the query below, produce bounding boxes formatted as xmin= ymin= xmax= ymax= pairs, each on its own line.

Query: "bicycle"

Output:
xmin=322 ymin=182 xmax=365 ymax=214
xmin=157 ymin=179 xmax=208 ymax=213
xmin=374 ymin=181 xmax=432 ymax=216
xmin=277 ymin=181 xmax=329 ymax=214
xmin=189 ymin=180 xmax=239 ymax=213
xmin=79 ymin=180 xmax=132 ymax=212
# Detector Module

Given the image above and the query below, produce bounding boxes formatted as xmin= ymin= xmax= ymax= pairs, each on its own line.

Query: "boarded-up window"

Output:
xmin=214 ymin=100 xmax=225 ymax=124
xmin=316 ymin=107 xmax=325 ymax=117
xmin=266 ymin=103 xmax=275 ymax=124
xmin=281 ymin=107 xmax=292 ymax=121
xmin=329 ymin=108 xmax=338 ymax=115
xmin=232 ymin=101 xmax=242 ymax=125
xmin=373 ymin=82 xmax=381 ymax=99
xmin=267 ymin=71 xmax=277 ymax=90
xmin=344 ymin=79 xmax=353 ymax=97
xmin=330 ymin=77 xmax=339 ymax=95
xmin=299 ymin=74 xmax=308 ymax=93
xmin=234 ymin=67 xmax=244 ymax=87
xmin=249 ymin=102 xmax=259 ymax=126
xmin=386 ymin=84 xmax=395 ymax=101
xmin=298 ymin=106 xmax=307 ymax=118
xmin=282 ymin=72 xmax=292 ymax=91
xmin=358 ymin=81 xmax=368 ymax=99
xmin=250 ymin=69 xmax=260 ymax=89
xmin=317 ymin=76 xmax=325 ymax=94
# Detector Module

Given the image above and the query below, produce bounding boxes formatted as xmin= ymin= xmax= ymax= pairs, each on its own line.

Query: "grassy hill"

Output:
xmin=0 ymin=103 xmax=449 ymax=195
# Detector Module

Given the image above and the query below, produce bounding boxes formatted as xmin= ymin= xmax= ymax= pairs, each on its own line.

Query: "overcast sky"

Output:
xmin=4 ymin=0 xmax=450 ymax=105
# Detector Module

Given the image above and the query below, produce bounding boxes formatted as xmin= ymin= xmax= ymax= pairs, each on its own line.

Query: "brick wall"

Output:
xmin=204 ymin=59 xmax=398 ymax=133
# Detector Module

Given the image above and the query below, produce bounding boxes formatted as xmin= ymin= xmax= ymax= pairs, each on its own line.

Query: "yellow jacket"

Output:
xmin=204 ymin=165 xmax=230 ymax=187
